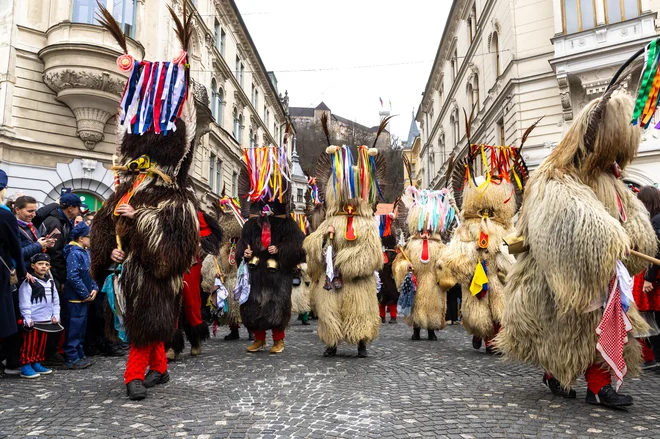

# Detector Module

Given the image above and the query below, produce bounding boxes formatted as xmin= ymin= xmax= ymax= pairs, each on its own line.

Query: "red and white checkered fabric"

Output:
xmin=595 ymin=275 xmax=632 ymax=391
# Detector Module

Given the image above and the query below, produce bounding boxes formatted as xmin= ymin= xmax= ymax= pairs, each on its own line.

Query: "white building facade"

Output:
xmin=417 ymin=0 xmax=660 ymax=189
xmin=0 ymin=0 xmax=292 ymax=210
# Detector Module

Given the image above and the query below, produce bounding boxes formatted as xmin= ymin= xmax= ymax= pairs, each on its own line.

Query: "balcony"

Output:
xmin=39 ymin=22 xmax=145 ymax=150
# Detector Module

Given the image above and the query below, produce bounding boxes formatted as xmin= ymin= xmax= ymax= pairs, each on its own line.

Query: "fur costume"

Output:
xmin=235 ymin=147 xmax=305 ymax=349
xmin=496 ymin=91 xmax=656 ymax=390
xmin=392 ymin=187 xmax=457 ymax=332
xmin=439 ymin=116 xmax=535 ymax=344
xmin=377 ymin=213 xmax=399 ymax=322
xmin=201 ymin=196 xmax=244 ymax=331
xmin=303 ymin=117 xmax=390 ymax=353
xmin=304 ymin=177 xmax=326 ymax=316
xmin=90 ymin=5 xmax=199 ymax=396
xmin=291 ymin=262 xmax=311 ymax=315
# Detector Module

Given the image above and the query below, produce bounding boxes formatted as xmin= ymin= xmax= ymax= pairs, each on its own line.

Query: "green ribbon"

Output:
xmin=632 ymin=40 xmax=659 ymax=124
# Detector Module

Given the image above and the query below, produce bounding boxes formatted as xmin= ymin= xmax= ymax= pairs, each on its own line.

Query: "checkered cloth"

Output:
xmin=596 ymin=261 xmax=633 ymax=391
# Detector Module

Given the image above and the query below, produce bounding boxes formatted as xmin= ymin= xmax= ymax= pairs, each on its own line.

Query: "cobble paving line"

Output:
xmin=1 ymin=320 xmax=659 ymax=438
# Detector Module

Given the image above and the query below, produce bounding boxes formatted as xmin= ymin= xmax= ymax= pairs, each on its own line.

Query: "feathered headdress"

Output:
xmin=401 ymin=187 xmax=456 ymax=235
xmin=241 ymin=146 xmax=291 ymax=204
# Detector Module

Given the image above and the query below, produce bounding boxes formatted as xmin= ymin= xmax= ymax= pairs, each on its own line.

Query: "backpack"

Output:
xmin=33 ymin=203 xmax=59 ymax=229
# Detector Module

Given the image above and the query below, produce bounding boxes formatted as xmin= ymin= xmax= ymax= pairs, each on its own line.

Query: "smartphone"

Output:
xmin=46 ymin=228 xmax=61 ymax=240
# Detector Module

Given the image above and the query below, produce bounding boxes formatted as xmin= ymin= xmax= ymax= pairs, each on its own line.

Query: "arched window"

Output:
xmin=451 ymin=111 xmax=460 ymax=148
xmin=217 ymin=88 xmax=224 ymax=128
xmin=451 ymin=48 xmax=459 ymax=80
xmin=473 ymin=74 xmax=480 ymax=112
xmin=491 ymin=32 xmax=501 ymax=78
xmin=211 ymin=79 xmax=217 ymax=120
xmin=467 ymin=83 xmax=475 ymax=113
xmin=440 ymin=133 xmax=446 ymax=164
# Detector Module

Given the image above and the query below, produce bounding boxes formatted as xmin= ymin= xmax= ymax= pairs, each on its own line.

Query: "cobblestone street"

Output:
xmin=1 ymin=319 xmax=659 ymax=439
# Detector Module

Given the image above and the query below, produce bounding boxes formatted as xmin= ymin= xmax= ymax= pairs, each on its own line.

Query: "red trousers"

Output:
xmin=545 ymin=363 xmax=611 ymax=394
xmin=639 ymin=338 xmax=656 ymax=363
xmin=182 ymin=256 xmax=203 ymax=327
xmin=124 ymin=342 xmax=168 ymax=384
xmin=21 ymin=329 xmax=47 ymax=366
xmin=253 ymin=329 xmax=285 ymax=341
xmin=379 ymin=304 xmax=397 ymax=320
xmin=484 ymin=321 xmax=501 ymax=348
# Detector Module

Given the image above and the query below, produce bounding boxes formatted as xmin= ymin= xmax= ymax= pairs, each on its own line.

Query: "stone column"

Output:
xmin=595 ymin=0 xmax=606 ymax=26
xmin=553 ymin=0 xmax=564 ymax=35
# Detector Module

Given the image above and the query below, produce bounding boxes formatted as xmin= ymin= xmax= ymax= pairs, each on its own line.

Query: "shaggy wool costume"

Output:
xmin=291 ymin=263 xmax=312 ymax=316
xmin=303 ymin=144 xmax=385 ymax=354
xmin=90 ymin=5 xmax=199 ymax=398
xmin=496 ymin=94 xmax=656 ymax=396
xmin=393 ymin=188 xmax=457 ymax=336
xmin=441 ymin=177 xmax=516 ymax=345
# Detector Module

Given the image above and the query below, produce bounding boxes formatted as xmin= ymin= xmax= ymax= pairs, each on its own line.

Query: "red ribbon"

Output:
xmin=421 ymin=238 xmax=429 ymax=264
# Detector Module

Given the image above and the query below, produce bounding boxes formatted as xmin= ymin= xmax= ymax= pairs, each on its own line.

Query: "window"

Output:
xmin=217 ymin=88 xmax=224 ymax=128
xmin=240 ymin=63 xmax=244 ymax=87
xmin=497 ymin=117 xmax=505 ymax=145
xmin=73 ymin=0 xmax=136 ymax=37
xmin=297 ymin=188 xmax=304 ymax=203
xmin=232 ymin=171 xmax=238 ymax=197
xmin=238 ymin=114 xmax=243 ymax=143
xmin=220 ymin=29 xmax=226 ymax=57
xmin=439 ymin=134 xmax=446 ymax=163
xmin=216 ymin=158 xmax=222 ymax=195
xmin=264 ymin=109 xmax=270 ymax=127
xmin=451 ymin=49 xmax=458 ymax=79
xmin=209 ymin=153 xmax=216 ymax=190
xmin=467 ymin=16 xmax=476 ymax=43
xmin=561 ymin=0 xmax=597 ymax=33
xmin=274 ymin=125 xmax=279 ymax=146
xmin=605 ymin=0 xmax=641 ymax=24
xmin=491 ymin=32 xmax=501 ymax=77
xmin=451 ymin=113 xmax=460 ymax=148
xmin=249 ymin=128 xmax=255 ymax=148
xmin=214 ymin=20 xmax=220 ymax=49
xmin=411 ymin=163 xmax=416 ymax=179
xmin=211 ymin=79 xmax=218 ymax=120
xmin=235 ymin=56 xmax=240 ymax=79
xmin=468 ymin=75 xmax=480 ymax=112
xmin=232 ymin=108 xmax=238 ymax=138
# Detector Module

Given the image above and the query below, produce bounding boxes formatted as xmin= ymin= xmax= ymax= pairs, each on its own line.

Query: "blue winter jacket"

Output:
xmin=63 ymin=243 xmax=98 ymax=301
xmin=16 ymin=221 xmax=43 ymax=266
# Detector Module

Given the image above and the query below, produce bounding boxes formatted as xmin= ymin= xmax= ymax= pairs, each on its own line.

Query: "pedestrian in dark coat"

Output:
xmin=0 ymin=170 xmax=26 ymax=339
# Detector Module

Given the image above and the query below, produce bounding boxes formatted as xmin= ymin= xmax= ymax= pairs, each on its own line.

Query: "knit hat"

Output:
xmin=0 ymin=170 xmax=7 ymax=190
xmin=60 ymin=193 xmax=82 ymax=208
xmin=30 ymin=253 xmax=51 ymax=264
xmin=70 ymin=221 xmax=91 ymax=241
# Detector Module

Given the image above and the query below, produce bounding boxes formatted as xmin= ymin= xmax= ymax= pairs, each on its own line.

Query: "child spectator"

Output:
xmin=62 ymin=222 xmax=97 ymax=369
xmin=18 ymin=253 xmax=61 ymax=379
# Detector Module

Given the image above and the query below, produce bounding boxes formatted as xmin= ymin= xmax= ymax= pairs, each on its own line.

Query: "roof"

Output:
xmin=315 ymin=101 xmax=331 ymax=111
xmin=289 ymin=107 xmax=314 ymax=118
xmin=405 ymin=111 xmax=420 ymax=148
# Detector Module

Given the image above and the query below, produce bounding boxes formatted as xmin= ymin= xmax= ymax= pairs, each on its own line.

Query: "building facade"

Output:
xmin=417 ymin=0 xmax=660 ymax=190
xmin=0 ymin=0 xmax=292 ymax=210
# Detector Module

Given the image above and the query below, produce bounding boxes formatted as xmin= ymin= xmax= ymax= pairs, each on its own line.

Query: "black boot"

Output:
xmin=144 ymin=370 xmax=170 ymax=388
xmin=427 ymin=330 xmax=437 ymax=341
xmin=472 ymin=336 xmax=482 ymax=350
xmin=388 ymin=318 xmax=397 ymax=324
xmin=381 ymin=317 xmax=386 ymax=324
xmin=104 ymin=343 xmax=126 ymax=357
xmin=411 ymin=328 xmax=421 ymax=341
xmin=248 ymin=331 xmax=255 ymax=341
xmin=357 ymin=341 xmax=368 ymax=358
xmin=323 ymin=346 xmax=337 ymax=357
xmin=586 ymin=385 xmax=633 ymax=408
xmin=224 ymin=328 xmax=240 ymax=341
xmin=126 ymin=380 xmax=147 ymax=401
xmin=542 ymin=375 xmax=576 ymax=399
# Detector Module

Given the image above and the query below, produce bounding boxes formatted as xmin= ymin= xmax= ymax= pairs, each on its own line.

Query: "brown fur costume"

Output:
xmin=496 ymin=94 xmax=656 ymax=388
xmin=303 ymin=149 xmax=384 ymax=348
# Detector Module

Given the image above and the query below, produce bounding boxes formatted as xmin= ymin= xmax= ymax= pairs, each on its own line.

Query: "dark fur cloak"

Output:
xmin=236 ymin=210 xmax=305 ymax=332
xmin=378 ymin=235 xmax=399 ymax=306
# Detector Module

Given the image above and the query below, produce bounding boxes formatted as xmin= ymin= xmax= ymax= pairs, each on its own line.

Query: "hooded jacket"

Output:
xmin=18 ymin=274 xmax=60 ymax=326
xmin=63 ymin=243 xmax=97 ymax=301
xmin=41 ymin=208 xmax=73 ymax=285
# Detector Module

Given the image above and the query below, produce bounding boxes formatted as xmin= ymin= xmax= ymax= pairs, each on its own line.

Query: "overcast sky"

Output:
xmin=235 ymin=0 xmax=451 ymax=141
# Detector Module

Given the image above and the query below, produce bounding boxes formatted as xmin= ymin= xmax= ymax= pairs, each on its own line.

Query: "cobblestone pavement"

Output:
xmin=1 ymin=319 xmax=660 ymax=439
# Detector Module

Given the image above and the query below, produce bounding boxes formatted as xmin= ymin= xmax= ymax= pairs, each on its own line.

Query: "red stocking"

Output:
xmin=124 ymin=344 xmax=152 ymax=384
xmin=272 ymin=329 xmax=285 ymax=341
xmin=387 ymin=304 xmax=397 ymax=319
xmin=585 ymin=363 xmax=611 ymax=394
xmin=148 ymin=341 xmax=168 ymax=374
xmin=379 ymin=304 xmax=386 ymax=320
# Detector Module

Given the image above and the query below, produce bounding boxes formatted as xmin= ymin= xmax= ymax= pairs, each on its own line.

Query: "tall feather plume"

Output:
xmin=372 ymin=115 xmax=395 ymax=148
xmin=520 ymin=116 xmax=544 ymax=150
xmin=451 ymin=157 xmax=469 ymax=210
xmin=584 ymin=59 xmax=642 ymax=152
xmin=402 ymin=154 xmax=413 ymax=187
xmin=320 ymin=112 xmax=332 ymax=147
xmin=167 ymin=1 xmax=193 ymax=54
xmin=314 ymin=151 xmax=333 ymax=203
xmin=463 ymin=105 xmax=476 ymax=147
xmin=238 ymin=164 xmax=252 ymax=218
xmin=96 ymin=0 xmax=128 ymax=54
xmin=442 ymin=153 xmax=456 ymax=189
